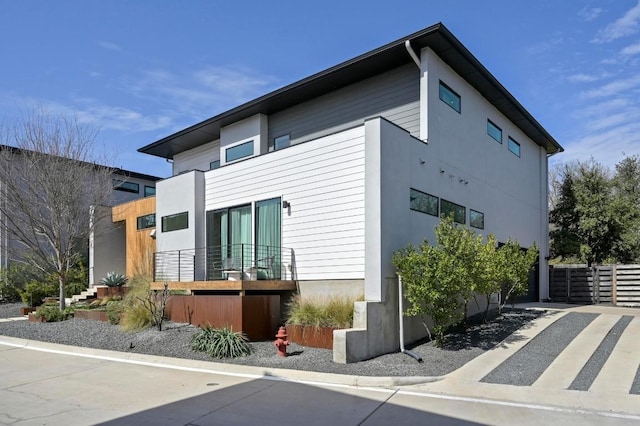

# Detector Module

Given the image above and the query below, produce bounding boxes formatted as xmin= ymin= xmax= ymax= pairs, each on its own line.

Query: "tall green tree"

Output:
xmin=611 ymin=155 xmax=640 ymax=263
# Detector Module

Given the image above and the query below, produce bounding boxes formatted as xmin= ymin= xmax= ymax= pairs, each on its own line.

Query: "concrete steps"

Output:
xmin=65 ymin=287 xmax=99 ymax=305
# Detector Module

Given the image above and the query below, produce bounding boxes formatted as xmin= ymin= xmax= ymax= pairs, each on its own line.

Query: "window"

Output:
xmin=508 ymin=137 xmax=521 ymax=157
xmin=161 ymin=212 xmax=188 ymax=232
xmin=470 ymin=210 xmax=484 ymax=229
xmin=269 ymin=134 xmax=290 ymax=152
xmin=439 ymin=81 xmax=461 ymax=113
xmin=210 ymin=160 xmax=220 ymax=170
xmin=144 ymin=186 xmax=156 ymax=197
xmin=440 ymin=199 xmax=466 ymax=224
xmin=113 ymin=179 xmax=139 ymax=194
xmin=225 ymin=140 xmax=254 ymax=163
xmin=137 ymin=214 xmax=156 ymax=230
xmin=487 ymin=120 xmax=502 ymax=144
xmin=410 ymin=188 xmax=439 ymax=216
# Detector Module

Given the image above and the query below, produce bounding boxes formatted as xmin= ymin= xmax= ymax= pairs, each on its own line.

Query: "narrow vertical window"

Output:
xmin=210 ymin=160 xmax=220 ymax=170
xmin=439 ymin=81 xmax=461 ymax=113
xmin=487 ymin=120 xmax=502 ymax=144
xmin=470 ymin=210 xmax=484 ymax=229
xmin=269 ymin=134 xmax=290 ymax=152
xmin=508 ymin=137 xmax=521 ymax=157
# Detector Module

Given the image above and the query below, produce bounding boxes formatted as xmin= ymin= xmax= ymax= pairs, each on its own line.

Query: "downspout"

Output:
xmin=405 ymin=40 xmax=421 ymax=69
xmin=397 ymin=273 xmax=423 ymax=362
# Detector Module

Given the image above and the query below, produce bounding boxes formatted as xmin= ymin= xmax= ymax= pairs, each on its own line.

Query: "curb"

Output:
xmin=0 ymin=335 xmax=442 ymax=388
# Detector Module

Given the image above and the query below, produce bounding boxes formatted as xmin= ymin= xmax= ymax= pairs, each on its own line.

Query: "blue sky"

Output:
xmin=1 ymin=1 xmax=639 ymax=178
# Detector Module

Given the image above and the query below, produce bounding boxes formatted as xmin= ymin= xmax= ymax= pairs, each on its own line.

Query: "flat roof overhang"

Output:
xmin=139 ymin=23 xmax=563 ymax=159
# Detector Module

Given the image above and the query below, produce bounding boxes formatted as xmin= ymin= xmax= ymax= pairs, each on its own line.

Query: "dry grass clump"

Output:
xmin=286 ymin=294 xmax=362 ymax=328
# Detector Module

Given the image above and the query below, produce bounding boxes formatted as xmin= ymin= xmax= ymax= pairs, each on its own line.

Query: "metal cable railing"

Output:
xmin=153 ymin=244 xmax=294 ymax=282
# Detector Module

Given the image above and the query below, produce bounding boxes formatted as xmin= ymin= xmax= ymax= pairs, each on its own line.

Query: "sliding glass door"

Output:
xmin=206 ymin=198 xmax=281 ymax=280
xmin=206 ymin=204 xmax=251 ymax=279
xmin=256 ymin=198 xmax=281 ymax=279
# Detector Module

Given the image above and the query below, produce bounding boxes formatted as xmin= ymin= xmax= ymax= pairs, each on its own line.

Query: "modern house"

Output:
xmin=137 ymin=23 xmax=563 ymax=362
xmin=0 ymin=143 xmax=161 ymax=283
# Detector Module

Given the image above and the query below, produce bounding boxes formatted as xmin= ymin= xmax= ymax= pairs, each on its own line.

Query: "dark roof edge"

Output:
xmin=139 ymin=22 xmax=563 ymax=156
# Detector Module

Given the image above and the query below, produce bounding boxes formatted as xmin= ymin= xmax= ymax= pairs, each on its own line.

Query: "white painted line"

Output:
xmin=590 ymin=315 xmax=640 ymax=394
xmin=533 ymin=313 xmax=620 ymax=389
xmin=0 ymin=339 xmax=393 ymax=395
xmin=396 ymin=389 xmax=640 ymax=421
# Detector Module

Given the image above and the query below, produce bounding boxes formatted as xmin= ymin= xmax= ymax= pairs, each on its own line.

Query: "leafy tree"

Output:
xmin=393 ymin=216 xmax=537 ymax=345
xmin=611 ymin=155 xmax=640 ymax=263
xmin=0 ymin=110 xmax=115 ymax=310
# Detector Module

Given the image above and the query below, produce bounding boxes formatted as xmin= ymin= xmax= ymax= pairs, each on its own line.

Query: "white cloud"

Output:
xmin=567 ymin=73 xmax=601 ymax=83
xmin=578 ymin=6 xmax=603 ymax=22
xmin=593 ymin=0 xmax=640 ymax=43
xmin=580 ymin=74 xmax=640 ymax=98
xmin=620 ymin=40 xmax=640 ymax=56
xmin=98 ymin=41 xmax=123 ymax=52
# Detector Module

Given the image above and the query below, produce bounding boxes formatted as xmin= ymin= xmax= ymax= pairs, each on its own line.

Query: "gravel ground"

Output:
xmin=0 ymin=302 xmax=545 ymax=377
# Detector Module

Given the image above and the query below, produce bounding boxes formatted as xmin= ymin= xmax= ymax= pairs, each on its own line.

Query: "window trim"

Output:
xmin=439 ymin=81 xmax=461 ymax=113
xmin=113 ymin=179 xmax=139 ymax=194
xmin=161 ymin=212 xmax=189 ymax=233
xmin=487 ymin=119 xmax=502 ymax=144
xmin=508 ymin=137 xmax=521 ymax=157
xmin=225 ymin=140 xmax=254 ymax=163
xmin=440 ymin=199 xmax=466 ymax=224
xmin=137 ymin=213 xmax=156 ymax=230
xmin=269 ymin=134 xmax=291 ymax=152
xmin=470 ymin=209 xmax=485 ymax=230
xmin=144 ymin=185 xmax=156 ymax=197
xmin=409 ymin=188 xmax=439 ymax=216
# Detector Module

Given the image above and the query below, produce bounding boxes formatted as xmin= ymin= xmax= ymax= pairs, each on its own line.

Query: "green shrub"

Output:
xmin=65 ymin=281 xmax=88 ymax=298
xmin=190 ymin=325 xmax=253 ymax=359
xmin=106 ymin=300 xmax=125 ymax=325
xmin=0 ymin=275 xmax=21 ymax=302
xmin=286 ymin=295 xmax=359 ymax=328
xmin=20 ymin=281 xmax=57 ymax=307
xmin=35 ymin=304 xmax=71 ymax=322
xmin=101 ymin=271 xmax=128 ymax=287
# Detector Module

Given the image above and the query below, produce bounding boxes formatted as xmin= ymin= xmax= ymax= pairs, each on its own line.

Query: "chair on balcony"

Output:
xmin=256 ymin=255 xmax=276 ymax=280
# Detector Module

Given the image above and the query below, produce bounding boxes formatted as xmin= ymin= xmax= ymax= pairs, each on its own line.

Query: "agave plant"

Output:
xmin=190 ymin=324 xmax=253 ymax=359
xmin=100 ymin=271 xmax=129 ymax=287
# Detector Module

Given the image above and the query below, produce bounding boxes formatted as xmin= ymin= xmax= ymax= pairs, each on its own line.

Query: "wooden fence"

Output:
xmin=549 ymin=264 xmax=640 ymax=307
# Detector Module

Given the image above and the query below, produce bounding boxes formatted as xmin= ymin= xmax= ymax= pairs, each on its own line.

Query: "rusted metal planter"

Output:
xmin=285 ymin=324 xmax=337 ymax=349
xmin=96 ymin=286 xmax=129 ymax=299
xmin=74 ymin=310 xmax=108 ymax=322
xmin=20 ymin=307 xmax=36 ymax=315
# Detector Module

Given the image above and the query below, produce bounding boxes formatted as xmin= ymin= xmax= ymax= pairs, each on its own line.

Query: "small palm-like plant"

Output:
xmin=190 ymin=324 xmax=253 ymax=359
xmin=101 ymin=271 xmax=128 ymax=287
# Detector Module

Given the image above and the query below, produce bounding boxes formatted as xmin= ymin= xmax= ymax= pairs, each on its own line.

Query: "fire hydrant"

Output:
xmin=274 ymin=326 xmax=290 ymax=357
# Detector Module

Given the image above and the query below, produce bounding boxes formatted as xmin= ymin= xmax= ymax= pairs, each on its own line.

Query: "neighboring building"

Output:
xmin=137 ymin=23 xmax=563 ymax=362
xmin=0 ymin=144 xmax=161 ymax=282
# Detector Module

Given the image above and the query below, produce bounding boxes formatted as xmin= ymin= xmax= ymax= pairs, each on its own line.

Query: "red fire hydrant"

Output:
xmin=274 ymin=326 xmax=290 ymax=357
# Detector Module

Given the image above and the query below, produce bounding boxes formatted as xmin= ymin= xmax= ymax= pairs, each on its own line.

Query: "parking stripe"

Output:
xmin=532 ymin=313 xmax=621 ymax=390
xmin=589 ymin=315 xmax=640 ymax=394
xmin=481 ymin=312 xmax=598 ymax=386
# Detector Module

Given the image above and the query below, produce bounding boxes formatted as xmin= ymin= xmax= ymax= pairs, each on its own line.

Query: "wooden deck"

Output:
xmin=150 ymin=280 xmax=297 ymax=293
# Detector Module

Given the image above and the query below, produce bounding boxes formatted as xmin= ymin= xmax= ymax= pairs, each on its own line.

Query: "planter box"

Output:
xmin=286 ymin=324 xmax=337 ymax=349
xmin=20 ymin=307 xmax=36 ymax=315
xmin=28 ymin=313 xmax=45 ymax=323
xmin=96 ymin=286 xmax=129 ymax=299
xmin=74 ymin=310 xmax=108 ymax=322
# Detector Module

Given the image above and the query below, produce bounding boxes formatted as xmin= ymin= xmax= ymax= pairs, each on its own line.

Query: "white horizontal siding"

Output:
xmin=205 ymin=126 xmax=366 ymax=281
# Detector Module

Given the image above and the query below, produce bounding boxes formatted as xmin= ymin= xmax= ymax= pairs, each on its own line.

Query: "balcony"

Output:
xmin=151 ymin=244 xmax=297 ymax=293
